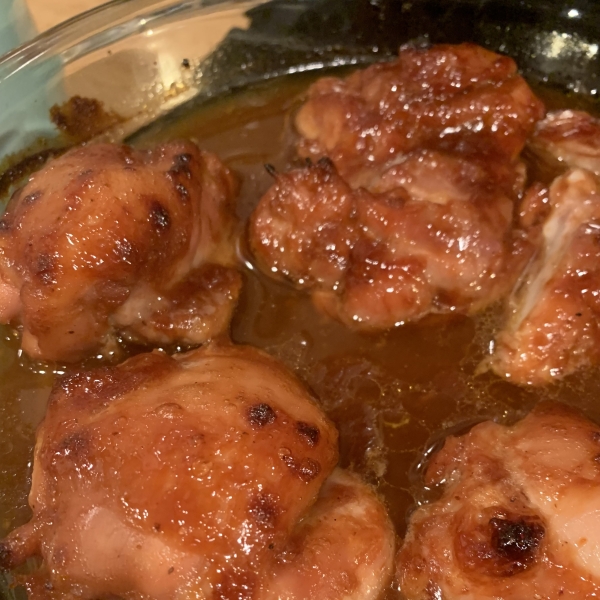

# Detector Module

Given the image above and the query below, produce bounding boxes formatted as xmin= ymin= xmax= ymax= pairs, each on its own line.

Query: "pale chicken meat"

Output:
xmin=0 ymin=343 xmax=395 ymax=600
xmin=529 ymin=109 xmax=600 ymax=176
xmin=250 ymin=152 xmax=527 ymax=329
xmin=0 ymin=142 xmax=241 ymax=362
xmin=296 ymin=43 xmax=544 ymax=189
xmin=489 ymin=106 xmax=600 ymax=385
xmin=489 ymin=169 xmax=600 ymax=385
xmin=397 ymin=403 xmax=600 ymax=599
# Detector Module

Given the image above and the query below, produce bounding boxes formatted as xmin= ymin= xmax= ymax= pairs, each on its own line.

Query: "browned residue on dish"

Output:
xmin=50 ymin=95 xmax=124 ymax=143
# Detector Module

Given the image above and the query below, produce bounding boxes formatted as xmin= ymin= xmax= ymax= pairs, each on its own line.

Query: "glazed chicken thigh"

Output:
xmin=0 ymin=141 xmax=241 ymax=362
xmin=0 ymin=343 xmax=395 ymax=600
xmin=488 ymin=109 xmax=600 ymax=385
xmin=250 ymin=43 xmax=543 ymax=328
xmin=251 ymin=150 xmax=526 ymax=329
xmin=397 ymin=403 xmax=600 ymax=599
xmin=296 ymin=43 xmax=544 ymax=189
xmin=489 ymin=168 xmax=600 ymax=385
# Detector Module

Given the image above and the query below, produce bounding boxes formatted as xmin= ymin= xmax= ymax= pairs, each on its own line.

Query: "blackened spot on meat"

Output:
xmin=489 ymin=516 xmax=544 ymax=572
xmin=22 ymin=190 xmax=42 ymax=205
xmin=264 ymin=163 xmax=277 ymax=177
xmin=175 ymin=183 xmax=189 ymax=202
xmin=317 ymin=156 xmax=335 ymax=171
xmin=296 ymin=421 xmax=320 ymax=447
xmin=249 ymin=493 xmax=279 ymax=528
xmin=168 ymin=153 xmax=193 ymax=181
xmin=247 ymin=403 xmax=276 ymax=427
xmin=149 ymin=202 xmax=171 ymax=232
xmin=181 ymin=58 xmax=190 ymax=69
xmin=36 ymin=253 xmax=56 ymax=285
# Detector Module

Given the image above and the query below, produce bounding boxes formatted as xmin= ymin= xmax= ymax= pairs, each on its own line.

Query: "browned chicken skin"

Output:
xmin=250 ymin=43 xmax=543 ymax=328
xmin=296 ymin=43 xmax=544 ymax=189
xmin=488 ymin=109 xmax=600 ymax=385
xmin=397 ymin=404 xmax=600 ymax=599
xmin=0 ymin=141 xmax=241 ymax=362
xmin=0 ymin=343 xmax=395 ymax=600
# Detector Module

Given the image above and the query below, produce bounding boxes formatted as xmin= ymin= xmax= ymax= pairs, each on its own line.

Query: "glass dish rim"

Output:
xmin=0 ymin=0 xmax=266 ymax=84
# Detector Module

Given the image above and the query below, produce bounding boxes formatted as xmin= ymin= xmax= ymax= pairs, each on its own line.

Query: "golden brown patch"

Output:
xmin=50 ymin=96 xmax=123 ymax=143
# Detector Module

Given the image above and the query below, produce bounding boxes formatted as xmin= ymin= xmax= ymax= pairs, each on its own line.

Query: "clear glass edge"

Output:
xmin=0 ymin=0 xmax=268 ymax=81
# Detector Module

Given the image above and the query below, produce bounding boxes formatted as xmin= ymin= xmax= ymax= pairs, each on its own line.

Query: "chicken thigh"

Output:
xmin=250 ymin=43 xmax=543 ymax=329
xmin=296 ymin=43 xmax=544 ymax=188
xmin=0 ymin=142 xmax=241 ymax=362
xmin=488 ymin=109 xmax=600 ymax=385
xmin=250 ymin=151 xmax=525 ymax=329
xmin=397 ymin=403 xmax=600 ymax=599
xmin=489 ymin=168 xmax=600 ymax=385
xmin=0 ymin=343 xmax=395 ymax=600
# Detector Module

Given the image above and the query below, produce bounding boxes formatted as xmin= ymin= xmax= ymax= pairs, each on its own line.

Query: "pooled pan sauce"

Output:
xmin=0 ymin=71 xmax=599 ymax=599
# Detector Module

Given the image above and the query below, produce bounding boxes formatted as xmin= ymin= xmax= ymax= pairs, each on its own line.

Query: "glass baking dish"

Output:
xmin=1 ymin=0 xmax=600 ymax=598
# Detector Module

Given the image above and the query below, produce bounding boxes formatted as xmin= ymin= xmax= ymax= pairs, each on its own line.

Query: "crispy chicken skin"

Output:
xmin=0 ymin=343 xmax=394 ymax=600
xmin=397 ymin=403 xmax=600 ymax=599
xmin=296 ymin=43 xmax=544 ymax=188
xmin=489 ymin=169 xmax=600 ymax=385
xmin=250 ymin=152 xmax=525 ymax=329
xmin=0 ymin=142 xmax=241 ymax=362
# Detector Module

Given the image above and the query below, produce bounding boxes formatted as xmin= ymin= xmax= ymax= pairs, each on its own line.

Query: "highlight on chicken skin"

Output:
xmin=0 ymin=342 xmax=395 ymax=600
xmin=296 ymin=42 xmax=544 ymax=188
xmin=249 ymin=43 xmax=544 ymax=329
xmin=0 ymin=141 xmax=242 ymax=362
xmin=396 ymin=403 xmax=600 ymax=599
xmin=488 ymin=168 xmax=600 ymax=385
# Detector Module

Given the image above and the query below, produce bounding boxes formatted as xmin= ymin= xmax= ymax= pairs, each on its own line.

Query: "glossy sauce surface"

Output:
xmin=1 ymin=71 xmax=600 ymax=598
